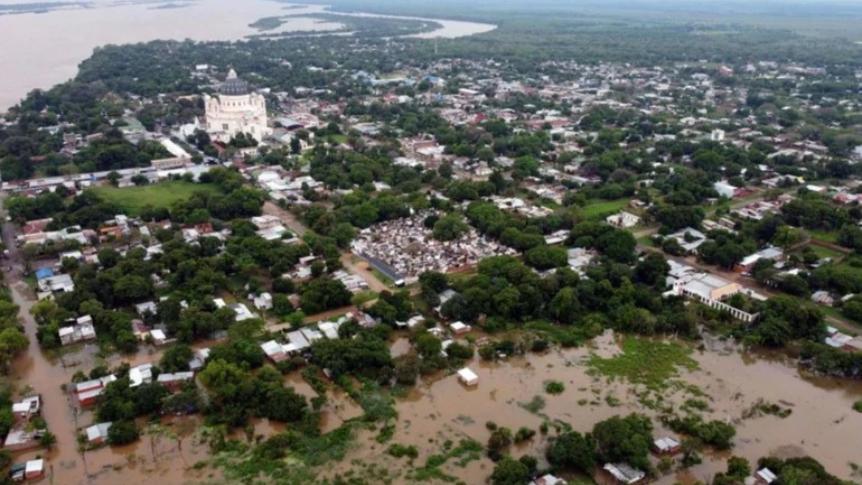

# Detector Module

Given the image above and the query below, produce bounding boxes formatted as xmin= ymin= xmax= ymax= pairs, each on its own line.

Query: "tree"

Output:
xmin=487 ymin=427 xmax=513 ymax=461
xmin=160 ymin=344 xmax=193 ymax=372
xmin=107 ymin=171 xmax=121 ymax=186
xmin=0 ymin=328 xmax=28 ymax=373
xmin=300 ymin=277 xmax=351 ymax=314
xmin=107 ymin=420 xmax=139 ymax=445
xmin=258 ymin=385 xmax=307 ymax=422
xmin=546 ymin=430 xmax=596 ymax=473
xmin=432 ymin=214 xmax=469 ymax=241
xmin=490 ymin=456 xmax=530 ymax=485
xmin=592 ymin=414 xmax=653 ymax=471
xmin=524 ymin=245 xmax=567 ymax=270
xmin=634 ymin=253 xmax=669 ymax=287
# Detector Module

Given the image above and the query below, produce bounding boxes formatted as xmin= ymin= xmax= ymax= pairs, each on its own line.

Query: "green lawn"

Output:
xmin=806 ymin=244 xmax=845 ymax=261
xmin=581 ymin=198 xmax=629 ymax=219
xmin=93 ymin=181 xmax=221 ymax=216
xmin=808 ymin=229 xmax=840 ymax=244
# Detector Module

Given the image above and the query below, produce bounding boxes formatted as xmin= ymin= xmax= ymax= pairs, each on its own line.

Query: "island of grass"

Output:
xmin=92 ymin=180 xmax=222 ymax=216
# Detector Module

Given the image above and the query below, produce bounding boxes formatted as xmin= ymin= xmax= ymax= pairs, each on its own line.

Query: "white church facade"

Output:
xmin=204 ymin=69 xmax=271 ymax=143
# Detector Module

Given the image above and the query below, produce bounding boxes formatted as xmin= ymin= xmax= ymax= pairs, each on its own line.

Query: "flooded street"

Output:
xmin=0 ymin=1 xmax=497 ymax=110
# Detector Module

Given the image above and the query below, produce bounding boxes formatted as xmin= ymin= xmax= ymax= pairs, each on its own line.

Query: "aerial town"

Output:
xmin=0 ymin=1 xmax=860 ymax=484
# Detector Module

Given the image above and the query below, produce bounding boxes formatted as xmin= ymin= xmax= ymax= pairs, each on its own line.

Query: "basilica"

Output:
xmin=204 ymin=69 xmax=271 ymax=143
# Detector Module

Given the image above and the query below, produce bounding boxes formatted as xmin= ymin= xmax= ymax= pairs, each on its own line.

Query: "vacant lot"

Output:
xmin=93 ymin=181 xmax=220 ymax=215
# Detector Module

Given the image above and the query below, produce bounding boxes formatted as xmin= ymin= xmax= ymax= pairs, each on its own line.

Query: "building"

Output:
xmin=204 ymin=69 xmax=271 ymax=143
xmin=652 ymin=436 xmax=681 ymax=455
xmin=602 ymin=463 xmax=645 ymax=484
xmin=606 ymin=211 xmax=640 ymax=229
xmin=11 ymin=395 xmax=41 ymax=422
xmin=457 ymin=367 xmax=478 ymax=386
xmin=737 ymin=246 xmax=784 ymax=274
xmin=530 ymin=475 xmax=567 ymax=485
xmin=754 ymin=467 xmax=777 ymax=485
xmin=86 ymin=422 xmax=113 ymax=445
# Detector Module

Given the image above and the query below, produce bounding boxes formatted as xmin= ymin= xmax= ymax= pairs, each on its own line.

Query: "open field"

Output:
xmin=93 ymin=181 xmax=221 ymax=216
xmin=581 ymin=198 xmax=628 ymax=219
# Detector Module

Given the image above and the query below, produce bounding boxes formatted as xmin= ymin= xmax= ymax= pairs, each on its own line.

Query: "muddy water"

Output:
xmin=7 ymin=279 xmax=218 ymax=484
xmin=320 ymin=331 xmax=862 ymax=484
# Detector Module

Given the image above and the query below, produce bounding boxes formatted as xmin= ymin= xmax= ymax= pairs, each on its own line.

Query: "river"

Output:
xmin=0 ymin=0 xmax=497 ymax=111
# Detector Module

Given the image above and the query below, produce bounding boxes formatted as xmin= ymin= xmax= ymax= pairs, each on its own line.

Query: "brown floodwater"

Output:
xmin=7 ymin=279 xmax=220 ymax=484
xmin=7 ymin=246 xmax=862 ymax=485
xmin=318 ymin=331 xmax=862 ymax=484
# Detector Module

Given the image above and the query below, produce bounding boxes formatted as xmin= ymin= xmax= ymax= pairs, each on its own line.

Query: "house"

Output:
xmin=131 ymin=319 xmax=150 ymax=341
xmin=261 ymin=340 xmax=288 ymax=363
xmin=811 ymin=290 xmax=835 ymax=306
xmin=157 ymin=372 xmax=194 ymax=392
xmin=129 ymin=363 xmax=154 ymax=387
xmin=665 ymin=227 xmax=707 ymax=253
xmin=754 ymin=467 xmax=778 ymax=485
xmin=457 ymin=367 xmax=478 ymax=386
xmin=58 ymin=315 xmax=96 ymax=345
xmin=36 ymin=273 xmax=74 ymax=294
xmin=252 ymin=292 xmax=273 ymax=311
xmin=652 ymin=436 xmax=681 ymax=455
xmin=150 ymin=328 xmax=168 ymax=346
xmin=24 ymin=459 xmax=44 ymax=480
xmin=450 ymin=321 xmax=472 ymax=335
xmin=188 ymin=348 xmax=210 ymax=372
xmin=714 ymin=180 xmax=739 ymax=198
xmin=74 ymin=375 xmax=117 ymax=407
xmin=396 ymin=315 xmax=425 ymax=330
xmin=530 ymin=475 xmax=567 ymax=485
xmin=135 ymin=301 xmax=158 ymax=317
xmin=85 ymin=422 xmax=113 ymax=445
xmin=10 ymin=458 xmax=45 ymax=481
xmin=11 ymin=395 xmax=41 ymax=422
xmin=606 ymin=211 xmax=640 ymax=229
xmin=737 ymin=246 xmax=784 ymax=274
xmin=603 ymin=463 xmax=645 ymax=484
xmin=3 ymin=428 xmax=44 ymax=452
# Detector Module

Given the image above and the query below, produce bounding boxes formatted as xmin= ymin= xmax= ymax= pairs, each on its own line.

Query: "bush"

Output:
xmin=107 ymin=421 xmax=139 ymax=445
xmin=544 ymin=380 xmax=565 ymax=395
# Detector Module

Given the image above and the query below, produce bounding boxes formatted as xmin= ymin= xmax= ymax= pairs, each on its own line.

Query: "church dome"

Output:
xmin=220 ymin=69 xmax=250 ymax=96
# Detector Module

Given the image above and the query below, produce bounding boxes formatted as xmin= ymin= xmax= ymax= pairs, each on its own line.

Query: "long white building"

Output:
xmin=204 ymin=69 xmax=271 ymax=143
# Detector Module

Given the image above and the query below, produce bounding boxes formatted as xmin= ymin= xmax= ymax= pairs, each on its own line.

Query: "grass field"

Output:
xmin=581 ymin=198 xmax=629 ymax=219
xmin=93 ymin=181 xmax=221 ymax=216
xmin=808 ymin=229 xmax=840 ymax=244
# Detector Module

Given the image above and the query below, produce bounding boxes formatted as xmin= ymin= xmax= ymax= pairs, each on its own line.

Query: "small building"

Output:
xmin=149 ymin=328 xmax=168 ymax=346
xmin=85 ymin=422 xmax=113 ymax=445
xmin=3 ymin=428 xmax=43 ymax=451
xmin=531 ymin=475 xmax=567 ymax=485
xmin=24 ymin=459 xmax=44 ymax=480
xmin=652 ymin=436 xmax=681 ymax=455
xmin=129 ymin=363 xmax=154 ymax=387
xmin=450 ymin=321 xmax=472 ymax=335
xmin=603 ymin=463 xmax=645 ymax=484
xmin=457 ymin=367 xmax=478 ymax=386
xmin=11 ymin=395 xmax=41 ymax=422
xmin=9 ymin=458 xmax=44 ymax=481
xmin=261 ymin=340 xmax=288 ymax=363
xmin=754 ymin=467 xmax=777 ymax=485
xmin=811 ymin=290 xmax=835 ymax=307
xmin=252 ymin=292 xmax=273 ymax=311
xmin=157 ymin=372 xmax=194 ymax=392
xmin=606 ymin=211 xmax=640 ymax=229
